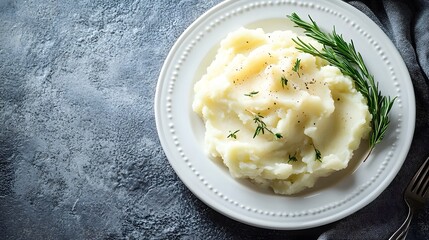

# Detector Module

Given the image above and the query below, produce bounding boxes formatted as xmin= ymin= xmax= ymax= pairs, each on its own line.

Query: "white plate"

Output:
xmin=155 ymin=0 xmax=415 ymax=230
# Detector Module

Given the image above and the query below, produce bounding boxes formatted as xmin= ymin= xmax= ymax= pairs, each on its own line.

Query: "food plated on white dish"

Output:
xmin=155 ymin=0 xmax=415 ymax=229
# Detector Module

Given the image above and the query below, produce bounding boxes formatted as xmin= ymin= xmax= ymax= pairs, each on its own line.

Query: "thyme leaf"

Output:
xmin=314 ymin=146 xmax=322 ymax=162
xmin=292 ymin=58 xmax=301 ymax=77
xmin=227 ymin=130 xmax=240 ymax=139
xmin=281 ymin=75 xmax=288 ymax=88
xmin=244 ymin=91 xmax=259 ymax=97
xmin=248 ymin=111 xmax=283 ymax=139
xmin=288 ymin=153 xmax=298 ymax=163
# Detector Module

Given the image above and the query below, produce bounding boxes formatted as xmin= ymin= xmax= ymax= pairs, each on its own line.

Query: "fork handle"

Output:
xmin=389 ymin=205 xmax=414 ymax=240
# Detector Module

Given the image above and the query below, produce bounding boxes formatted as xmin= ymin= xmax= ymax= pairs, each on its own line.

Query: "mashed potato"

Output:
xmin=192 ymin=28 xmax=371 ymax=195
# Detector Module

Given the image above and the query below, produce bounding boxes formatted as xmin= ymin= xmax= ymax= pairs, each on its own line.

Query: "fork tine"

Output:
xmin=420 ymin=172 xmax=429 ymax=197
xmin=410 ymin=157 xmax=429 ymax=196
xmin=417 ymin=160 xmax=429 ymax=197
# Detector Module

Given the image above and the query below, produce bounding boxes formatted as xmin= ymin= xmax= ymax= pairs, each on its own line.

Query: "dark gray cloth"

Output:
xmin=0 ymin=0 xmax=428 ymax=239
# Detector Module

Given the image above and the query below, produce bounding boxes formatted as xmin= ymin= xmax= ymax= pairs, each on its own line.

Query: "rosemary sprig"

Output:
xmin=287 ymin=13 xmax=395 ymax=152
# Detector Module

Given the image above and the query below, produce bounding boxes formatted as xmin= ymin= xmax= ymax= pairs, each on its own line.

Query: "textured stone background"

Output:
xmin=1 ymin=0 xmax=428 ymax=239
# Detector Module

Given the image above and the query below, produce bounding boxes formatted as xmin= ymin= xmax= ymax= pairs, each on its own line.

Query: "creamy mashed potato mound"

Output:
xmin=192 ymin=28 xmax=371 ymax=195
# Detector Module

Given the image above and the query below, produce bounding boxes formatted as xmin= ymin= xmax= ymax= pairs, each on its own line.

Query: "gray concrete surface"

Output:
xmin=1 ymin=0 xmax=428 ymax=239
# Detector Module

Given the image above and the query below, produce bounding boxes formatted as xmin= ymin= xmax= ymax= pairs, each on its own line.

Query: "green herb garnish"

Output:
xmin=314 ymin=146 xmax=322 ymax=162
xmin=227 ymin=130 xmax=240 ymax=139
xmin=274 ymin=133 xmax=283 ymax=139
xmin=288 ymin=153 xmax=298 ymax=163
xmin=249 ymin=111 xmax=283 ymax=139
xmin=252 ymin=114 xmax=267 ymax=138
xmin=292 ymin=58 xmax=301 ymax=77
xmin=281 ymin=75 xmax=288 ymax=88
xmin=244 ymin=91 xmax=259 ymax=97
xmin=287 ymin=13 xmax=395 ymax=153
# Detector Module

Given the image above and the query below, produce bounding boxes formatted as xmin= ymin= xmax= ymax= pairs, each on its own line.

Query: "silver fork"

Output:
xmin=389 ymin=156 xmax=429 ymax=240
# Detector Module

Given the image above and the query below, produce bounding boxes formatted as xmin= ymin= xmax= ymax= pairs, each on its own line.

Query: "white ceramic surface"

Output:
xmin=155 ymin=0 xmax=415 ymax=230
